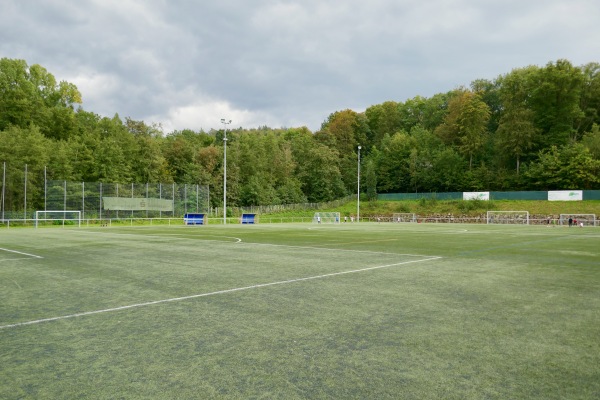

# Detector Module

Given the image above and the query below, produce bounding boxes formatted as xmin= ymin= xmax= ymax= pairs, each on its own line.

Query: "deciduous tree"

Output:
xmin=435 ymin=90 xmax=490 ymax=169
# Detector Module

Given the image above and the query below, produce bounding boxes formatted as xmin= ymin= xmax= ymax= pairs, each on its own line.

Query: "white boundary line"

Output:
xmin=0 ymin=247 xmax=43 ymax=261
xmin=160 ymin=234 xmax=243 ymax=243
xmin=235 ymin=241 xmax=435 ymax=258
xmin=0 ymin=256 xmax=440 ymax=330
xmin=74 ymin=229 xmax=437 ymax=258
xmin=74 ymin=230 xmax=244 ymax=243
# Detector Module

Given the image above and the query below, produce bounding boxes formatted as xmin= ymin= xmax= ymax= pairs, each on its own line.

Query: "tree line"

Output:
xmin=1 ymin=57 xmax=599 ymax=212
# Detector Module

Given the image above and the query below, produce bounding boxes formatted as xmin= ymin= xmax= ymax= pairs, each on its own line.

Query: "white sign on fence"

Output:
xmin=548 ymin=190 xmax=583 ymax=201
xmin=463 ymin=192 xmax=490 ymax=200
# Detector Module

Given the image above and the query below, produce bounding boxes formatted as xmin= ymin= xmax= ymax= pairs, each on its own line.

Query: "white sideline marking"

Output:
xmin=0 ymin=256 xmax=440 ymax=330
xmin=161 ymin=234 xmax=243 ymax=243
xmin=0 ymin=247 xmax=43 ymax=261
xmin=77 ymin=230 xmax=437 ymax=258
xmin=78 ymin=230 xmax=244 ymax=243
xmin=238 ymin=241 xmax=435 ymax=258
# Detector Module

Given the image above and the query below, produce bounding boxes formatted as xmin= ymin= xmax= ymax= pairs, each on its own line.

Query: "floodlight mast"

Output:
xmin=357 ymin=145 xmax=361 ymax=223
xmin=221 ymin=118 xmax=232 ymax=224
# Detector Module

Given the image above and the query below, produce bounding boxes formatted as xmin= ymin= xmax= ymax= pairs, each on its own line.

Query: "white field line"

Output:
xmin=0 ymin=247 xmax=43 ymax=261
xmin=74 ymin=229 xmax=438 ymax=258
xmin=76 ymin=230 xmax=244 ymax=243
xmin=236 ymin=241 xmax=437 ymax=258
xmin=160 ymin=234 xmax=243 ymax=243
xmin=0 ymin=256 xmax=440 ymax=330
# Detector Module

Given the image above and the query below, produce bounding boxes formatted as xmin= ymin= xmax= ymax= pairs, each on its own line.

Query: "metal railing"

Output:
xmin=1 ymin=215 xmax=597 ymax=228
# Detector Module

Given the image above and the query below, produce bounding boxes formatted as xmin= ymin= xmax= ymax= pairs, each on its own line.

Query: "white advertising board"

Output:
xmin=463 ymin=192 xmax=490 ymax=200
xmin=548 ymin=190 xmax=582 ymax=201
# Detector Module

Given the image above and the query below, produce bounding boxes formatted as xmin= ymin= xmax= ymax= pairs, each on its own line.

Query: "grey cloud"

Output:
xmin=1 ymin=0 xmax=599 ymax=132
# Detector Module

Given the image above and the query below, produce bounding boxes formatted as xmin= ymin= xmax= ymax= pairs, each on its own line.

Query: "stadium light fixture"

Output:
xmin=221 ymin=118 xmax=232 ymax=224
xmin=357 ymin=145 xmax=361 ymax=223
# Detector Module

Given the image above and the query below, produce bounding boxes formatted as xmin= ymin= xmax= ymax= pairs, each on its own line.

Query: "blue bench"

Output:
xmin=184 ymin=213 xmax=205 ymax=225
xmin=241 ymin=213 xmax=257 ymax=224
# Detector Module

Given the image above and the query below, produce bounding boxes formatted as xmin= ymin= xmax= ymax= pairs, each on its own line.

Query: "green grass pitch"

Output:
xmin=1 ymin=223 xmax=599 ymax=399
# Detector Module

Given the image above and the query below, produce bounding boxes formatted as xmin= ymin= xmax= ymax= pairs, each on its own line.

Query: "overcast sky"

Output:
xmin=2 ymin=0 xmax=599 ymax=133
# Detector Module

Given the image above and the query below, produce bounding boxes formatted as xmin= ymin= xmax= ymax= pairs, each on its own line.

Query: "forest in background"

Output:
xmin=1 ymin=57 xmax=599 ymax=211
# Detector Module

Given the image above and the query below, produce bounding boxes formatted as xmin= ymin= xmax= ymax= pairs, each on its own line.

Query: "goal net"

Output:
xmin=559 ymin=214 xmax=596 ymax=227
xmin=486 ymin=211 xmax=529 ymax=225
xmin=393 ymin=213 xmax=417 ymax=222
xmin=35 ymin=210 xmax=81 ymax=228
xmin=313 ymin=212 xmax=340 ymax=224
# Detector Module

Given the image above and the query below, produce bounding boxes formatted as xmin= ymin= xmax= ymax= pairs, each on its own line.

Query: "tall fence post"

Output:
xmin=2 ymin=162 xmax=5 ymax=221
xmin=24 ymin=164 xmax=27 ymax=220
xmin=82 ymin=182 xmax=85 ymax=219
xmin=99 ymin=182 xmax=103 ymax=220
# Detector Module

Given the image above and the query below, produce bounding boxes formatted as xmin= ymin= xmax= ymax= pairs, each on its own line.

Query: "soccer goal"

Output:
xmin=313 ymin=212 xmax=340 ymax=224
xmin=35 ymin=210 xmax=82 ymax=228
xmin=393 ymin=213 xmax=417 ymax=223
xmin=559 ymin=214 xmax=596 ymax=227
xmin=486 ymin=211 xmax=529 ymax=225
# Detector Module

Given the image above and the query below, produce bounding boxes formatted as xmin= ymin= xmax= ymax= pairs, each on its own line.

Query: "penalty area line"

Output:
xmin=0 ymin=256 xmax=441 ymax=330
xmin=0 ymin=247 xmax=43 ymax=259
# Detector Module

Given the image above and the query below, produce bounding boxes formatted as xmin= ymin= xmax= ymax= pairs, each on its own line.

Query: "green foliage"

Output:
xmin=455 ymin=199 xmax=497 ymax=212
xmin=52 ymin=219 xmax=75 ymax=225
xmin=0 ymin=58 xmax=81 ymax=139
xmin=394 ymin=202 xmax=411 ymax=213
xmin=435 ymin=89 xmax=491 ymax=169
xmin=375 ymin=131 xmax=416 ymax=192
xmin=0 ymin=125 xmax=50 ymax=210
xmin=496 ymin=107 xmax=538 ymax=173
xmin=318 ymin=110 xmax=370 ymax=193
xmin=525 ymin=143 xmax=600 ymax=189
xmin=1 ymin=57 xmax=600 ymax=215
xmin=577 ymin=63 xmax=600 ymax=134
xmin=418 ymin=196 xmax=438 ymax=208
xmin=530 ymin=59 xmax=584 ymax=144
xmin=364 ymin=158 xmax=377 ymax=201
xmin=582 ymin=124 xmax=600 ymax=158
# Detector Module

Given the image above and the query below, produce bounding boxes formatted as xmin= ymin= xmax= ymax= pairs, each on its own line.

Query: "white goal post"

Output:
xmin=486 ymin=211 xmax=529 ymax=225
xmin=392 ymin=213 xmax=417 ymax=222
xmin=35 ymin=210 xmax=81 ymax=228
xmin=559 ymin=214 xmax=596 ymax=227
xmin=313 ymin=212 xmax=340 ymax=224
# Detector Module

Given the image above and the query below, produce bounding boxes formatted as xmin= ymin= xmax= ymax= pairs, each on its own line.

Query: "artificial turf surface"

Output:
xmin=1 ymin=223 xmax=599 ymax=399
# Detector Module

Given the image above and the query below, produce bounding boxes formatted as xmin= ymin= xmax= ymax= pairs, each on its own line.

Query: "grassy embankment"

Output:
xmin=261 ymin=199 xmax=600 ymax=219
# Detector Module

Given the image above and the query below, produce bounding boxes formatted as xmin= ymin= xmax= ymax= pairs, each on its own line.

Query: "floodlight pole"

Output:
xmin=357 ymin=145 xmax=361 ymax=223
xmin=221 ymin=118 xmax=231 ymax=224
